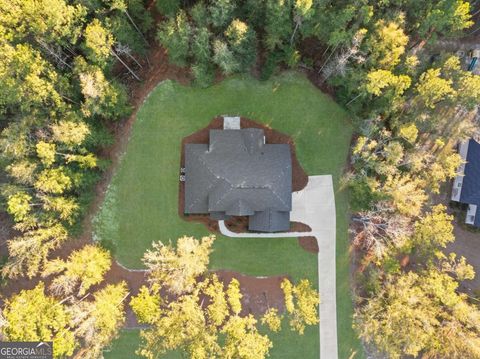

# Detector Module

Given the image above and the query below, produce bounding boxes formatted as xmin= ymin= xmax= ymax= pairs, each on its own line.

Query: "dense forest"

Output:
xmin=1 ymin=0 xmax=480 ymax=357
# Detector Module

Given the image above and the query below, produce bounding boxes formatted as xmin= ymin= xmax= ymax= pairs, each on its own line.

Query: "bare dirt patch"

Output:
xmin=215 ymin=270 xmax=287 ymax=316
xmin=178 ymin=117 xmax=309 ymax=233
xmin=446 ymin=225 xmax=480 ymax=293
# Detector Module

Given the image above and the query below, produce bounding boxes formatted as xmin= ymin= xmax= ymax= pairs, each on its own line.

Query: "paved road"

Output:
xmin=219 ymin=175 xmax=338 ymax=359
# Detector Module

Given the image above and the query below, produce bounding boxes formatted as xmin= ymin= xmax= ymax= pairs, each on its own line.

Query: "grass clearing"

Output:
xmin=94 ymin=72 xmax=363 ymax=358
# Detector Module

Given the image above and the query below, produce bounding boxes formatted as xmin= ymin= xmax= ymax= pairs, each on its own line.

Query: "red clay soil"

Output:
xmin=216 ymin=270 xmax=287 ymax=316
xmin=298 ymin=236 xmax=319 ymax=253
xmin=178 ymin=117 xmax=309 ymax=232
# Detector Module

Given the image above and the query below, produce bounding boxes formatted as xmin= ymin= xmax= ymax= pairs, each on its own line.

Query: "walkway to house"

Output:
xmin=219 ymin=175 xmax=338 ymax=359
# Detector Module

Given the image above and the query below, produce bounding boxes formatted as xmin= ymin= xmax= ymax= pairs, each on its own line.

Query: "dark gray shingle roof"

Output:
xmin=460 ymin=139 xmax=480 ymax=226
xmin=184 ymin=128 xmax=292 ymax=232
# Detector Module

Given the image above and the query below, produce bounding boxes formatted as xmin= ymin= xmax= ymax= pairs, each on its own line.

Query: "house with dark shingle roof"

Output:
xmin=451 ymin=138 xmax=480 ymax=227
xmin=184 ymin=123 xmax=292 ymax=232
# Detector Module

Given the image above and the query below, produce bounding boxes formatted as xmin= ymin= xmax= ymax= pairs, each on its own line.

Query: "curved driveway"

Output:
xmin=219 ymin=175 xmax=338 ymax=359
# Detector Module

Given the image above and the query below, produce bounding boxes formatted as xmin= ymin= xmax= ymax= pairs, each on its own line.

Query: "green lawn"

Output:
xmin=94 ymin=72 xmax=363 ymax=358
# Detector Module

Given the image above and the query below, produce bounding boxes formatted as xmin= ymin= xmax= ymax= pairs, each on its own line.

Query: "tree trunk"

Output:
xmin=124 ymin=10 xmax=149 ymax=46
xmin=318 ymin=44 xmax=338 ymax=74
xmin=36 ymin=39 xmax=72 ymax=69
xmin=346 ymin=93 xmax=362 ymax=106
xmin=125 ymin=51 xmax=143 ymax=69
xmin=111 ymin=50 xmax=141 ymax=81
xmin=290 ymin=21 xmax=300 ymax=46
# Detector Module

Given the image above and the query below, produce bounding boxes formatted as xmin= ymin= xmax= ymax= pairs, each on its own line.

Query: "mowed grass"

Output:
xmin=94 ymin=72 xmax=363 ymax=358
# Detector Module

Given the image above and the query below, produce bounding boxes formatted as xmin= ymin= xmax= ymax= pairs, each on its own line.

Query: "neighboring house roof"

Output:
xmin=184 ymin=128 xmax=292 ymax=232
xmin=460 ymin=139 xmax=480 ymax=205
xmin=454 ymin=139 xmax=480 ymax=227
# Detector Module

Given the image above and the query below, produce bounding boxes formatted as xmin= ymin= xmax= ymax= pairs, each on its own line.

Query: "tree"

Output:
xmin=281 ymin=278 xmax=319 ymax=334
xmin=412 ymin=205 xmax=454 ymax=259
xmin=74 ymin=57 xmax=131 ymax=118
xmin=108 ymin=0 xmax=153 ymax=48
xmin=398 ymin=123 xmax=418 ymax=144
xmin=3 ymin=223 xmax=69 ymax=278
xmin=70 ymin=282 xmax=128 ymax=359
xmin=0 ymin=0 xmax=85 ymax=45
xmin=156 ymin=0 xmax=180 ymax=17
xmin=157 ymin=10 xmax=191 ymax=67
xmin=51 ymin=120 xmax=90 ymax=147
xmin=261 ymin=308 xmax=282 ymax=332
xmin=423 ymin=143 xmax=462 ymax=193
xmin=2 ymin=284 xmax=76 ymax=358
xmin=84 ymin=19 xmax=114 ymax=66
xmin=142 ymin=235 xmax=215 ymax=295
xmin=6 ymin=160 xmax=37 ymax=185
xmin=192 ymin=27 xmax=212 ymax=65
xmin=43 ymin=195 xmax=79 ymax=222
xmin=84 ymin=18 xmax=140 ymax=80
xmin=191 ymin=27 xmax=215 ymax=87
xmin=351 ymin=202 xmax=412 ymax=260
xmin=221 ymin=315 xmax=273 ymax=359
xmin=133 ymin=283 xmax=220 ymax=358
xmin=367 ymin=20 xmax=408 ymax=70
xmin=354 ymin=269 xmax=480 ymax=359
xmin=442 ymin=56 xmax=480 ymax=110
xmin=264 ymin=0 xmax=292 ymax=52
xmin=213 ymin=39 xmax=239 ymax=75
xmin=34 ymin=167 xmax=72 ymax=194
xmin=365 ymin=70 xmax=411 ymax=98
xmin=226 ymin=278 xmax=242 ymax=315
xmin=417 ymin=0 xmax=473 ymax=39
xmin=416 ymin=68 xmax=456 ymax=109
xmin=382 ymin=174 xmax=427 ymax=217
xmin=208 ymin=0 xmax=235 ymax=29
xmin=42 ymin=245 xmax=112 ymax=296
xmin=191 ymin=62 xmax=215 ymax=88
xmin=129 ymin=284 xmax=162 ymax=324
xmin=225 ymin=19 xmax=257 ymax=72
xmin=36 ymin=141 xmax=56 ymax=167
xmin=6 ymin=192 xmax=32 ymax=222
xmin=290 ymin=0 xmax=314 ymax=45
xmin=0 ymin=43 xmax=63 ymax=114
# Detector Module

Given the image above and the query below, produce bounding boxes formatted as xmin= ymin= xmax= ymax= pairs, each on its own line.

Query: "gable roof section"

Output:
xmin=249 ymin=209 xmax=290 ymax=232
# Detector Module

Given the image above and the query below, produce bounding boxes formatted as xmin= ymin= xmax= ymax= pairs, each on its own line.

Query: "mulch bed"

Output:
xmin=298 ymin=236 xmax=319 ymax=253
xmin=178 ymin=117 xmax=309 ymax=233
xmin=224 ymin=216 xmax=311 ymax=234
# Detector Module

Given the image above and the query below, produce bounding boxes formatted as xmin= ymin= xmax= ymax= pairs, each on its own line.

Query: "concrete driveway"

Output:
xmin=219 ymin=175 xmax=338 ymax=359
